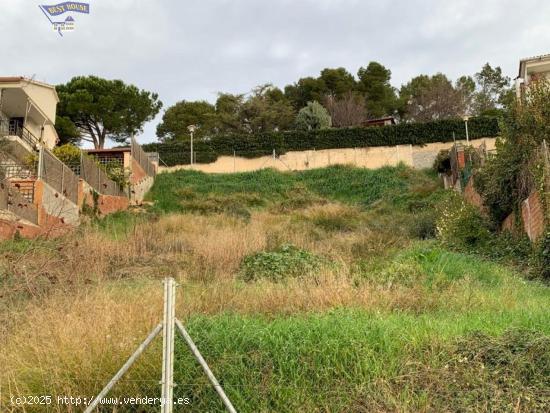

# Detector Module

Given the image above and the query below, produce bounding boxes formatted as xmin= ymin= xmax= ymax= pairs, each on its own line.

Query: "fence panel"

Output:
xmin=131 ymin=138 xmax=156 ymax=177
xmin=80 ymin=155 xmax=126 ymax=197
xmin=39 ymin=148 xmax=79 ymax=205
xmin=0 ymin=179 xmax=38 ymax=224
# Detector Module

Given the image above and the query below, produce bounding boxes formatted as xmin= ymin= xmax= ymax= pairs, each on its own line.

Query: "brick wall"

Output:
xmin=463 ymin=177 xmax=485 ymax=212
xmin=521 ymin=191 xmax=546 ymax=241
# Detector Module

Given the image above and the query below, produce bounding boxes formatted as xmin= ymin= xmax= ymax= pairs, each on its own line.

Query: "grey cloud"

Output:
xmin=2 ymin=0 xmax=550 ymax=143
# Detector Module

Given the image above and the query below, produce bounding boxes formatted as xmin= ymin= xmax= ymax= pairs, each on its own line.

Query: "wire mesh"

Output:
xmin=131 ymin=138 xmax=157 ymax=178
xmin=80 ymin=155 xmax=126 ymax=197
xmin=40 ymin=149 xmax=79 ymax=205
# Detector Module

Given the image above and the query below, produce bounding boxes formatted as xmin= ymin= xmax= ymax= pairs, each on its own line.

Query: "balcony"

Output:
xmin=0 ymin=119 xmax=40 ymax=152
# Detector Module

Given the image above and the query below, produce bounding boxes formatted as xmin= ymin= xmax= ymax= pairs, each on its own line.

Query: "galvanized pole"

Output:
xmin=37 ymin=147 xmax=44 ymax=179
xmin=175 ymin=319 xmax=237 ymax=413
xmin=161 ymin=278 xmax=176 ymax=413
xmin=83 ymin=324 xmax=162 ymax=413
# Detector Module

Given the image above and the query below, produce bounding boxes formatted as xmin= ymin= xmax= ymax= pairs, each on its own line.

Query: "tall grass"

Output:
xmin=1 ymin=165 xmax=549 ymax=412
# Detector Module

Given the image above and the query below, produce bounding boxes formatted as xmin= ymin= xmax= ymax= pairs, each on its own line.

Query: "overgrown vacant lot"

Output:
xmin=1 ymin=165 xmax=549 ymax=412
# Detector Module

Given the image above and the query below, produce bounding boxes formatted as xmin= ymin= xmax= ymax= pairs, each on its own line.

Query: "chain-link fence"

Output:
xmin=80 ymin=155 xmax=126 ymax=197
xmin=0 ymin=178 xmax=38 ymax=224
xmin=39 ymin=148 xmax=79 ymax=205
xmin=131 ymin=137 xmax=156 ymax=177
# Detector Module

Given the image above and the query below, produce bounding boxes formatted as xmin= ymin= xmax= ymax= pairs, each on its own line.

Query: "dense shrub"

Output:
xmin=144 ymin=117 xmax=500 ymax=166
xmin=533 ymin=231 xmax=550 ymax=280
xmin=436 ymin=193 xmax=492 ymax=250
xmin=239 ymin=244 xmax=323 ymax=282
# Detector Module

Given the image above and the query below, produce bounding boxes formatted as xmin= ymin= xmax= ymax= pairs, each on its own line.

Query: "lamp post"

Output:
xmin=463 ymin=116 xmax=470 ymax=145
xmin=187 ymin=125 xmax=198 ymax=166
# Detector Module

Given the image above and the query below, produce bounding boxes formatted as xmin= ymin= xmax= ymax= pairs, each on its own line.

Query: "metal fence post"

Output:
xmin=37 ymin=147 xmax=43 ymax=179
xmin=161 ymin=278 xmax=176 ymax=413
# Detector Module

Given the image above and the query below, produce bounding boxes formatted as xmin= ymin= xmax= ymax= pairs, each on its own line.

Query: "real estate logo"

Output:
xmin=38 ymin=2 xmax=90 ymax=37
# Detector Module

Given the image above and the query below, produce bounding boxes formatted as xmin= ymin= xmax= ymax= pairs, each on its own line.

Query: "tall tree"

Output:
xmin=357 ymin=62 xmax=397 ymax=118
xmin=474 ymin=63 xmax=512 ymax=115
xmin=400 ymin=73 xmax=469 ymax=122
xmin=319 ymin=68 xmax=357 ymax=98
xmin=240 ymin=84 xmax=295 ymax=133
xmin=215 ymin=93 xmax=245 ymax=134
xmin=156 ymin=100 xmax=217 ymax=142
xmin=284 ymin=77 xmax=327 ymax=110
xmin=56 ymin=76 xmax=162 ymax=149
xmin=323 ymin=92 xmax=366 ymax=127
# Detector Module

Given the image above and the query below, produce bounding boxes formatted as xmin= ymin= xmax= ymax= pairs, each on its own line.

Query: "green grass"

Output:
xmin=148 ymin=164 xmax=442 ymax=214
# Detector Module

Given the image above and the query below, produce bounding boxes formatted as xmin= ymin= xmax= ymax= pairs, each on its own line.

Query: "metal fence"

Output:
xmin=0 ymin=179 xmax=38 ymax=224
xmin=39 ymin=148 xmax=80 ymax=205
xmin=0 ymin=119 xmax=40 ymax=150
xmin=131 ymin=137 xmax=156 ymax=177
xmin=80 ymin=154 xmax=126 ymax=197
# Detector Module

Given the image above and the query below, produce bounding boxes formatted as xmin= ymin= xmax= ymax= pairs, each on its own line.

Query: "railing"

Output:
xmin=131 ymin=137 xmax=156 ymax=177
xmin=0 ymin=120 xmax=40 ymax=151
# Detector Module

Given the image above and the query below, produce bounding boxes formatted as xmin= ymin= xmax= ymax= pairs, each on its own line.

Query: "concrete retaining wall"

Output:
xmin=159 ymin=138 xmax=497 ymax=174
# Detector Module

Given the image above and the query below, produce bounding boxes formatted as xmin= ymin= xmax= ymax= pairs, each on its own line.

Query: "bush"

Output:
xmin=436 ymin=193 xmax=492 ymax=250
xmin=432 ymin=149 xmax=451 ymax=174
xmin=144 ymin=117 xmax=500 ymax=166
xmin=533 ymin=231 xmax=550 ymax=280
xmin=52 ymin=144 xmax=81 ymax=166
xmin=239 ymin=244 xmax=323 ymax=282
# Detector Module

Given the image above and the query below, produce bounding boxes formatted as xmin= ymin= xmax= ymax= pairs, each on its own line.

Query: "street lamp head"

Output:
xmin=187 ymin=124 xmax=198 ymax=133
xmin=462 ymin=115 xmax=470 ymax=121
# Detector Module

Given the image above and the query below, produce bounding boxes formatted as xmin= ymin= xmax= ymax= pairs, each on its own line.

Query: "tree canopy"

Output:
xmin=56 ymin=76 xmax=162 ymax=149
xmin=295 ymin=101 xmax=332 ymax=131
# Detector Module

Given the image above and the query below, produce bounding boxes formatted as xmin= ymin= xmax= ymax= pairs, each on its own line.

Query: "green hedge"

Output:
xmin=144 ymin=117 xmax=500 ymax=166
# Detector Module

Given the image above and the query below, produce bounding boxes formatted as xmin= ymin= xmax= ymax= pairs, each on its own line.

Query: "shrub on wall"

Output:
xmin=144 ymin=116 xmax=500 ymax=166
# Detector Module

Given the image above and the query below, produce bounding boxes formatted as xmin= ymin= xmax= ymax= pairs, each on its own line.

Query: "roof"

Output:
xmin=518 ymin=53 xmax=550 ymax=77
xmin=0 ymin=76 xmax=59 ymax=102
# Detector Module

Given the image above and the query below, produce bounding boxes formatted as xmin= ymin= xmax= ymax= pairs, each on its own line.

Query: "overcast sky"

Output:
xmin=2 ymin=0 xmax=550 ymax=145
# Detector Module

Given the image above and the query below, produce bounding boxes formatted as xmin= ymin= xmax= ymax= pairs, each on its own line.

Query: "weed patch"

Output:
xmin=239 ymin=244 xmax=324 ymax=282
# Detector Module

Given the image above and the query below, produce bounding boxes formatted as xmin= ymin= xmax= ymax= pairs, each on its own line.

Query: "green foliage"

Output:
xmin=102 ymin=160 xmax=130 ymax=189
xmin=56 ymin=76 xmax=162 ymax=148
xmin=318 ymin=67 xmax=356 ymax=98
xmin=295 ymin=101 xmax=332 ymax=131
xmin=436 ymin=192 xmax=492 ymax=250
xmin=399 ymin=73 xmax=473 ymax=122
xmin=533 ymin=231 xmax=550 ymax=280
xmin=148 ymin=165 xmax=431 ymax=214
xmin=475 ymin=80 xmax=550 ymax=222
xmin=157 ymin=85 xmax=295 ymax=142
xmin=239 ymin=244 xmax=323 ymax=282
xmin=54 ymin=116 xmax=80 ymax=145
xmin=432 ymin=149 xmax=451 ymax=174
xmin=474 ymin=63 xmax=512 ymax=114
xmin=156 ymin=100 xmax=217 ymax=142
xmin=52 ymin=144 xmax=81 ymax=165
xmin=144 ymin=116 xmax=500 ymax=166
xmin=357 ymin=61 xmax=398 ymax=118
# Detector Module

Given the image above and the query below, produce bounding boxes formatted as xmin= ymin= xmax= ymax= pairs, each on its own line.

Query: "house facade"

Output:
xmin=0 ymin=77 xmax=59 ymax=152
xmin=516 ymin=54 xmax=550 ymax=98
